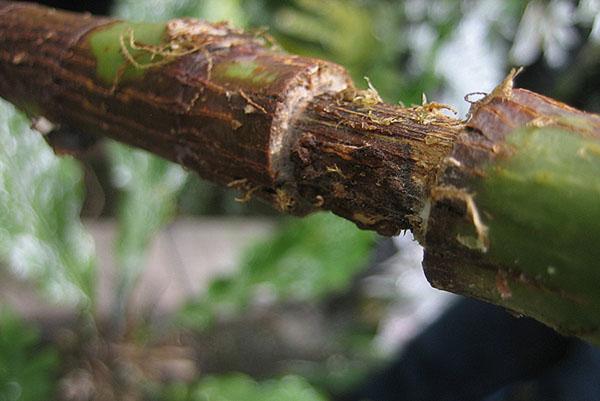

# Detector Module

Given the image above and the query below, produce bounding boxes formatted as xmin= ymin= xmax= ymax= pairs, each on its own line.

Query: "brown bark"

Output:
xmin=0 ymin=1 xmax=462 ymax=236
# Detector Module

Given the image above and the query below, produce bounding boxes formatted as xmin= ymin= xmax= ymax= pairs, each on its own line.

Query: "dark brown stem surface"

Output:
xmin=0 ymin=1 xmax=461 ymax=235
xmin=291 ymin=94 xmax=461 ymax=235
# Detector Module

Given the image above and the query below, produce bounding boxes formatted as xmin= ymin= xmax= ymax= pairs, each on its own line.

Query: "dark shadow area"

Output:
xmin=17 ymin=0 xmax=112 ymax=15
xmin=340 ymin=298 xmax=600 ymax=401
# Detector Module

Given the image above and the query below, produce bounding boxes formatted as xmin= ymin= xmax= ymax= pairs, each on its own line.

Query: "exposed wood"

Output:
xmin=291 ymin=93 xmax=461 ymax=235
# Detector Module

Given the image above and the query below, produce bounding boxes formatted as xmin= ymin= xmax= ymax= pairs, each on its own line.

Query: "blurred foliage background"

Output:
xmin=0 ymin=0 xmax=599 ymax=400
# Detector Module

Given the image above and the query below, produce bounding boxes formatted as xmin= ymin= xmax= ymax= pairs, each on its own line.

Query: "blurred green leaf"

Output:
xmin=108 ymin=142 xmax=186 ymax=277
xmin=0 ymin=100 xmax=95 ymax=305
xmin=107 ymin=142 xmax=186 ymax=315
xmin=112 ymin=0 xmax=194 ymax=22
xmin=178 ymin=213 xmax=375 ymax=329
xmin=113 ymin=0 xmax=247 ymax=26
xmin=272 ymin=0 xmax=404 ymax=101
xmin=0 ymin=309 xmax=59 ymax=401
xmin=241 ymin=214 xmax=375 ymax=299
xmin=275 ymin=0 xmax=376 ymax=67
xmin=163 ymin=374 xmax=329 ymax=401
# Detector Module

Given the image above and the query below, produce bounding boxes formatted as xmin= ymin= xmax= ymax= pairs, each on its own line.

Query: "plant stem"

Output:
xmin=1 ymin=1 xmax=600 ymax=343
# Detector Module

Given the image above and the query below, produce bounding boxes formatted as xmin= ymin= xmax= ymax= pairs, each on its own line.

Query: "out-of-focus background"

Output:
xmin=0 ymin=1 xmax=599 ymax=400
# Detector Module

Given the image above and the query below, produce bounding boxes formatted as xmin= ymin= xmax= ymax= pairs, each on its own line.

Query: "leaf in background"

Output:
xmin=163 ymin=374 xmax=329 ymax=401
xmin=113 ymin=0 xmax=247 ymax=26
xmin=0 ymin=99 xmax=95 ymax=305
xmin=0 ymin=308 xmax=59 ymax=401
xmin=510 ymin=0 xmax=578 ymax=68
xmin=274 ymin=0 xmax=375 ymax=67
xmin=271 ymin=0 xmax=404 ymax=101
xmin=112 ymin=0 xmax=191 ymax=22
xmin=107 ymin=142 xmax=186 ymax=312
xmin=242 ymin=214 xmax=375 ymax=299
xmin=179 ymin=213 xmax=375 ymax=329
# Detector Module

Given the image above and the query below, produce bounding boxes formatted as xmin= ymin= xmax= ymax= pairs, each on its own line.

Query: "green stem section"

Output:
xmin=89 ymin=21 xmax=168 ymax=84
xmin=424 ymin=81 xmax=600 ymax=344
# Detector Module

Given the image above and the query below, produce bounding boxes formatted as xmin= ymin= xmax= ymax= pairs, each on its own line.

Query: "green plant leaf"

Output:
xmin=107 ymin=142 xmax=186 ymax=313
xmin=178 ymin=213 xmax=375 ymax=329
xmin=0 ymin=100 xmax=95 ymax=305
xmin=162 ymin=374 xmax=329 ymax=401
xmin=275 ymin=0 xmax=376 ymax=68
xmin=113 ymin=0 xmax=246 ymax=26
xmin=0 ymin=309 xmax=59 ymax=401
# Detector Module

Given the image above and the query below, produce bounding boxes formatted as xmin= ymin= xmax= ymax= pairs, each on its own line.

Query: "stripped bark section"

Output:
xmin=291 ymin=94 xmax=461 ymax=235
